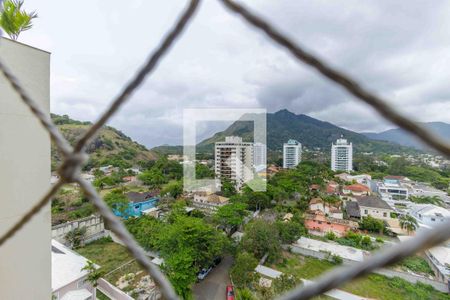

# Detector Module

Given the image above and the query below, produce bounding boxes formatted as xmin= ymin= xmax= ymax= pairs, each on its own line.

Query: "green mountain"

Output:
xmin=362 ymin=122 xmax=450 ymax=151
xmin=196 ymin=109 xmax=414 ymax=154
xmin=51 ymin=114 xmax=158 ymax=170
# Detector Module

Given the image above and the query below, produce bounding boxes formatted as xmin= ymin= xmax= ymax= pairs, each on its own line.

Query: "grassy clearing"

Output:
xmin=269 ymin=251 xmax=450 ymax=300
xmin=394 ymin=255 xmax=435 ymax=277
xmin=76 ymin=238 xmax=144 ymax=285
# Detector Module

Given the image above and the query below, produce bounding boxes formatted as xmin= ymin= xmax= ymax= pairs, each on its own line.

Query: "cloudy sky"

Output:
xmin=18 ymin=0 xmax=450 ymax=148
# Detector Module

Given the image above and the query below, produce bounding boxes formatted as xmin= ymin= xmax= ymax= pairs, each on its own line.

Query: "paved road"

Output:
xmin=193 ymin=256 xmax=233 ymax=300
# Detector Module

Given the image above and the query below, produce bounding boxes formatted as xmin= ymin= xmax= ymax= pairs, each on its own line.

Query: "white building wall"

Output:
xmin=215 ymin=136 xmax=254 ymax=190
xmin=283 ymin=140 xmax=302 ymax=169
xmin=0 ymin=38 xmax=51 ymax=299
xmin=331 ymin=138 xmax=353 ymax=172
xmin=359 ymin=206 xmax=392 ymax=220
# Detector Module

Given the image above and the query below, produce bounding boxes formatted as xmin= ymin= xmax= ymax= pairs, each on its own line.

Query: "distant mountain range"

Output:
xmin=362 ymin=122 xmax=450 ymax=151
xmin=154 ymin=109 xmax=417 ymax=155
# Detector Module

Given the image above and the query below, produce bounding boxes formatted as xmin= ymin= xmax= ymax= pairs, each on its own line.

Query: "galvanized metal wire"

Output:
xmin=1 ymin=0 xmax=449 ymax=299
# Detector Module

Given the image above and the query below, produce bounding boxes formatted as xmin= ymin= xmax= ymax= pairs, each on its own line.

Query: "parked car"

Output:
xmin=197 ymin=266 xmax=212 ymax=280
xmin=226 ymin=285 xmax=235 ymax=300
xmin=213 ymin=256 xmax=222 ymax=266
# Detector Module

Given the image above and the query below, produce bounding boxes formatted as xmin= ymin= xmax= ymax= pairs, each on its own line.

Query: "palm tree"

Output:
xmin=0 ymin=0 xmax=37 ymax=40
xmin=399 ymin=214 xmax=418 ymax=235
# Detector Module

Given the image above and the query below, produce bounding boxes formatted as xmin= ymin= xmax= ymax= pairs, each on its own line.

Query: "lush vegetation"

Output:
xmin=334 ymin=231 xmax=377 ymax=251
xmin=354 ymin=156 xmax=450 ymax=191
xmin=51 ymin=114 xmax=157 ymax=170
xmin=124 ymin=209 xmax=229 ymax=298
xmin=272 ymin=252 xmax=450 ymax=300
xmin=51 ymin=185 xmax=94 ymax=225
xmin=399 ymin=214 xmax=419 ymax=235
xmin=359 ymin=215 xmax=389 ymax=234
xmin=396 ymin=256 xmax=435 ymax=276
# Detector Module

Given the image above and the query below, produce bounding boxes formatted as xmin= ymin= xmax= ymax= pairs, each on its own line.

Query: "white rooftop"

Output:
xmin=255 ymin=265 xmax=283 ymax=279
xmin=294 ymin=237 xmax=365 ymax=262
xmin=410 ymin=204 xmax=450 ymax=218
xmin=52 ymin=239 xmax=94 ymax=291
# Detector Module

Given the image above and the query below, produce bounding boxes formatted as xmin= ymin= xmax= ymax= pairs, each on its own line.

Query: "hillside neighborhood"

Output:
xmin=49 ymin=130 xmax=450 ymax=300
xmin=2 ymin=1 xmax=450 ymax=299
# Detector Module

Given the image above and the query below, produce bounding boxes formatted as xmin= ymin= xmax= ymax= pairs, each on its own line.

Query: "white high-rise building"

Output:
xmin=253 ymin=143 xmax=267 ymax=170
xmin=215 ymin=136 xmax=254 ymax=190
xmin=283 ymin=139 xmax=302 ymax=169
xmin=331 ymin=136 xmax=353 ymax=172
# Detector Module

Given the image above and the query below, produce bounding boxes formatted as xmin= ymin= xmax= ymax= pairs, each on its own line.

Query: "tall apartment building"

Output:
xmin=331 ymin=136 xmax=353 ymax=172
xmin=215 ymin=136 xmax=254 ymax=190
xmin=283 ymin=139 xmax=302 ymax=169
xmin=253 ymin=142 xmax=267 ymax=169
xmin=0 ymin=38 xmax=51 ymax=298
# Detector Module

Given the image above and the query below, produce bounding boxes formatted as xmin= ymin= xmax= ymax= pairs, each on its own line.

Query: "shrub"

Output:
xmin=325 ymin=231 xmax=337 ymax=241
xmin=331 ymin=254 xmax=343 ymax=265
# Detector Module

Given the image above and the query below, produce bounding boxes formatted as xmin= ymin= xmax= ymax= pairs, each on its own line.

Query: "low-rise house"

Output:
xmin=52 ymin=239 xmax=98 ymax=300
xmin=426 ymin=246 xmax=450 ymax=283
xmin=376 ymin=176 xmax=410 ymax=200
xmin=335 ymin=173 xmax=372 ymax=186
xmin=192 ymin=192 xmax=229 ymax=213
xmin=342 ymin=183 xmax=370 ymax=196
xmin=112 ymin=191 xmax=159 ymax=218
xmin=267 ymin=164 xmax=281 ymax=176
xmin=304 ymin=210 xmax=358 ymax=237
xmin=309 ymin=198 xmax=343 ymax=219
xmin=142 ymin=207 xmax=161 ymax=218
xmin=345 ymin=201 xmax=361 ymax=219
xmin=409 ymin=204 xmax=450 ymax=231
xmin=357 ymin=195 xmax=393 ymax=220
xmin=411 ymin=183 xmax=450 ymax=204
xmin=326 ymin=181 xmax=339 ymax=195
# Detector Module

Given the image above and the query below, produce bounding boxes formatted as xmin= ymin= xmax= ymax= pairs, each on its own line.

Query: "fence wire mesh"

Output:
xmin=1 ymin=0 xmax=449 ymax=299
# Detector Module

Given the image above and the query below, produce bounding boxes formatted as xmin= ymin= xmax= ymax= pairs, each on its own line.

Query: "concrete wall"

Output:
xmin=0 ymin=38 xmax=51 ymax=299
xmin=98 ymin=278 xmax=134 ymax=300
xmin=52 ymin=215 xmax=106 ymax=246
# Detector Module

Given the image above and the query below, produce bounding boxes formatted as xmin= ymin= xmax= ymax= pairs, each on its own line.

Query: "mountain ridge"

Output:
xmin=154 ymin=109 xmax=418 ymax=155
xmin=362 ymin=122 xmax=450 ymax=151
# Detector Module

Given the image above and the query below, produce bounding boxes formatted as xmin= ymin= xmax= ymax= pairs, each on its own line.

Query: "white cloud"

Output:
xmin=18 ymin=0 xmax=450 ymax=147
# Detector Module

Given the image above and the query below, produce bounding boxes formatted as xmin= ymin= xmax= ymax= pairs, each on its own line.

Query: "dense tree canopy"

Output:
xmin=242 ymin=219 xmax=281 ymax=260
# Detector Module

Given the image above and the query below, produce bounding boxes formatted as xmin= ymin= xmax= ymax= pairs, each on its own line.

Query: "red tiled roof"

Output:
xmin=343 ymin=184 xmax=369 ymax=192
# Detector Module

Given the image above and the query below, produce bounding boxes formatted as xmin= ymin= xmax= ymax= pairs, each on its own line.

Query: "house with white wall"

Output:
xmin=357 ymin=195 xmax=393 ymax=221
xmin=52 ymin=240 xmax=98 ymax=300
xmin=409 ymin=204 xmax=450 ymax=231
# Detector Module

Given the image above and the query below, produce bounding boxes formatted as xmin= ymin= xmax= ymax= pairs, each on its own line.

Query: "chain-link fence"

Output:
xmin=1 ymin=1 xmax=449 ymax=299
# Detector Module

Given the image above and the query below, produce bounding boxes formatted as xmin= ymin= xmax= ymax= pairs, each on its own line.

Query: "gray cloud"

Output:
xmin=21 ymin=0 xmax=450 ymax=147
